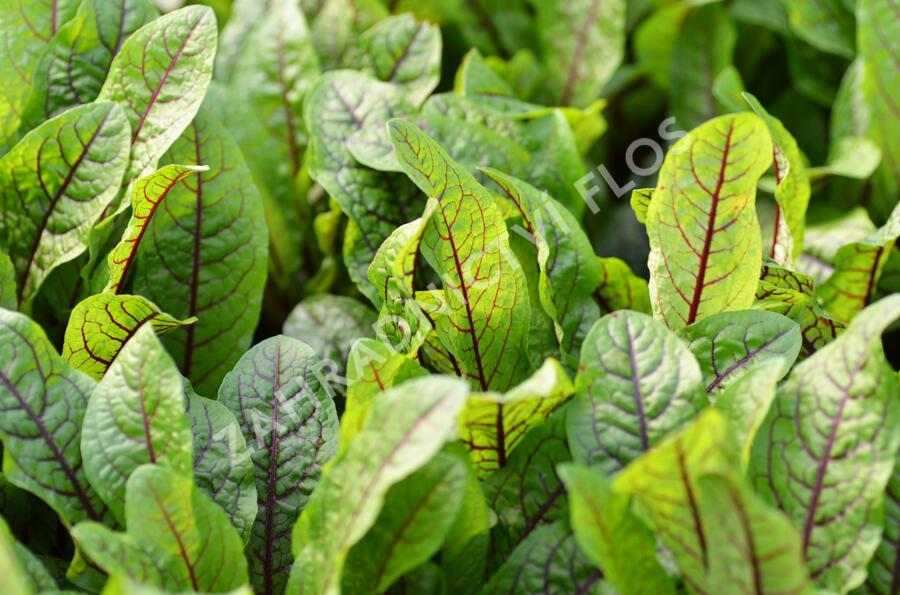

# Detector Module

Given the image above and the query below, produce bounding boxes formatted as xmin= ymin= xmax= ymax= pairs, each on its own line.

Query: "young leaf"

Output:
xmin=645 ymin=112 xmax=772 ymax=329
xmin=20 ymin=0 xmax=159 ymax=129
xmin=288 ymin=375 xmax=468 ymax=595
xmin=754 ymin=282 xmax=842 ymax=357
xmin=0 ymin=309 xmax=106 ymax=524
xmin=750 ymin=295 xmax=900 ymax=591
xmin=81 ymin=325 xmax=192 ymax=523
xmin=460 ymin=359 xmax=573 ymax=476
xmin=389 ymin=119 xmax=532 ymax=391
xmin=62 ymin=293 xmax=194 ymax=380
xmin=217 ymin=336 xmax=340 ymax=595
xmin=72 ymin=464 xmax=249 ymax=592
xmin=105 ymin=164 xmax=206 ymax=293
xmin=0 ymin=102 xmax=130 ymax=306
xmin=558 ymin=464 xmax=674 ymax=595
xmin=133 ymin=109 xmax=268 ymax=397
xmin=595 ymin=256 xmax=652 ymax=315
xmin=0 ymin=252 xmax=14 ymax=309
xmin=342 ymin=450 xmax=468 ymax=593
xmin=0 ymin=515 xmax=31 ymax=595
xmin=567 ymin=310 xmax=704 ymax=473
xmin=98 ymin=5 xmax=217 ymax=184
xmin=533 ymin=0 xmax=625 ymax=107
xmin=678 ymin=310 xmax=800 ymax=394
xmin=184 ymin=389 xmax=257 ymax=545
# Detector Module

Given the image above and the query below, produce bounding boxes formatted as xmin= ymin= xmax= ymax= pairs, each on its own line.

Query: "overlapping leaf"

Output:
xmin=217 ymin=336 xmax=339 ymax=595
xmin=0 ymin=102 xmax=129 ymax=306
xmin=595 ymin=257 xmax=651 ymax=315
xmin=0 ymin=515 xmax=30 ymax=595
xmin=288 ymin=376 xmax=468 ymax=595
xmin=0 ymin=309 xmax=106 ymax=525
xmin=750 ymin=295 xmax=900 ymax=591
xmin=567 ymin=310 xmax=704 ymax=473
xmin=133 ymin=109 xmax=268 ymax=397
xmin=860 ymin=460 xmax=899 ymax=594
xmin=81 ymin=325 xmax=192 ymax=523
xmin=646 ymin=112 xmax=772 ymax=329
xmin=389 ymin=119 xmax=532 ymax=391
xmin=98 ymin=5 xmax=216 ymax=184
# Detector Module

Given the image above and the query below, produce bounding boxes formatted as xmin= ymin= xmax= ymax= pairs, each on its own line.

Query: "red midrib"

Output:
xmin=687 ymin=122 xmax=736 ymax=324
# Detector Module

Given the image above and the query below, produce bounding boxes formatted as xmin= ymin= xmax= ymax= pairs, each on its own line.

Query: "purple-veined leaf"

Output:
xmin=288 ymin=375 xmax=468 ymax=595
xmin=678 ymin=310 xmax=800 ymax=394
xmin=132 ymin=109 xmax=268 ymax=397
xmin=646 ymin=112 xmax=772 ymax=329
xmin=62 ymin=293 xmax=194 ymax=380
xmin=80 ymin=324 xmax=192 ymax=524
xmin=0 ymin=102 xmax=130 ymax=307
xmin=217 ymin=336 xmax=339 ymax=595
xmin=754 ymin=281 xmax=843 ymax=358
xmin=97 ymin=5 xmax=216 ymax=185
xmin=595 ymin=256 xmax=651 ymax=315
xmin=0 ymin=309 xmax=107 ymax=525
xmin=860 ymin=459 xmax=899 ymax=594
xmin=388 ymin=119 xmax=532 ymax=391
xmin=567 ymin=310 xmax=704 ymax=474
xmin=750 ymin=295 xmax=900 ymax=591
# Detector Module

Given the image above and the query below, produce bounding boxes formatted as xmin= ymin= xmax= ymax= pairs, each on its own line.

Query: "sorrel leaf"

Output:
xmin=0 ymin=309 xmax=106 ymax=524
xmin=217 ymin=336 xmax=339 ymax=595
xmin=81 ymin=325 xmax=192 ymax=523
xmin=645 ymin=112 xmax=772 ymax=329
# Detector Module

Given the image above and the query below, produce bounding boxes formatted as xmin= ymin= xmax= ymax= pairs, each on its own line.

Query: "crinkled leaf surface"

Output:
xmin=567 ymin=310 xmax=704 ymax=473
xmin=460 ymin=359 xmax=573 ymax=476
xmin=750 ymin=295 xmax=900 ymax=591
xmin=217 ymin=336 xmax=339 ymax=595
xmin=389 ymin=119 xmax=531 ymax=391
xmin=133 ymin=109 xmax=268 ymax=397
xmin=0 ymin=101 xmax=129 ymax=306
xmin=0 ymin=309 xmax=106 ymax=524
xmin=678 ymin=310 xmax=800 ymax=394
xmin=646 ymin=112 xmax=772 ymax=329
xmin=98 ymin=5 xmax=216 ymax=184
xmin=81 ymin=324 xmax=192 ymax=523
xmin=288 ymin=375 xmax=468 ymax=595
xmin=62 ymin=293 xmax=193 ymax=380
xmin=72 ymin=464 xmax=248 ymax=592
xmin=558 ymin=464 xmax=674 ymax=595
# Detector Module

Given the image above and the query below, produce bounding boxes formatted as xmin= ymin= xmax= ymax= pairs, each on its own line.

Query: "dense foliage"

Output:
xmin=0 ymin=0 xmax=898 ymax=594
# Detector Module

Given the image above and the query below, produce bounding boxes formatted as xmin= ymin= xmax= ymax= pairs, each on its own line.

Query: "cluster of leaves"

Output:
xmin=0 ymin=0 xmax=898 ymax=595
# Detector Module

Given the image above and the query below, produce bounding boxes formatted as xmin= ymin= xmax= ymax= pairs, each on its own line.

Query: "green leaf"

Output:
xmin=483 ymin=168 xmax=600 ymax=361
xmin=343 ymin=450 xmax=468 ymax=593
xmin=81 ymin=325 xmax=192 ymax=523
xmin=860 ymin=460 xmax=899 ymax=594
xmin=0 ymin=309 xmax=106 ymax=524
xmin=341 ymin=338 xmax=426 ymax=452
xmin=308 ymin=0 xmax=386 ymax=71
xmin=133 ymin=109 xmax=268 ymax=397
xmin=441 ymin=464 xmax=492 ymax=595
xmin=20 ymin=0 xmax=159 ymax=129
xmin=282 ymin=294 xmax=377 ymax=374
xmin=229 ymin=0 xmax=318 ymax=177
xmin=629 ymin=188 xmax=652 ymax=225
xmin=460 ymin=359 xmax=573 ymax=476
xmin=785 ymin=0 xmax=854 ymax=58
xmin=105 ymin=164 xmax=206 ymax=293
xmin=595 ymin=257 xmax=652 ymax=315
xmin=754 ymin=280 xmax=842 ymax=358
xmin=0 ymin=515 xmax=31 ymax=595
xmin=816 ymin=202 xmax=900 ymax=324
xmin=645 ymin=112 xmax=772 ymax=329
xmin=0 ymin=0 xmax=79 ymax=147
xmin=558 ymin=464 xmax=674 ymax=595
xmin=811 ymin=135 xmax=882 ymax=181
xmin=62 ymin=293 xmax=194 ymax=380
xmin=478 ymin=522 xmax=602 ymax=595
xmin=678 ymin=310 xmax=800 ymax=394
xmin=0 ymin=102 xmax=130 ymax=307
xmin=349 ymin=14 xmax=441 ymax=107
xmin=567 ymin=310 xmax=704 ymax=473
xmin=184 ymin=389 xmax=257 ymax=545
xmin=750 ymin=295 xmax=900 ymax=591
xmin=0 ymin=252 xmax=16 ymax=310
xmin=669 ymin=4 xmax=736 ymax=130
xmin=72 ymin=464 xmax=249 ymax=592
xmin=530 ymin=0 xmax=625 ymax=107
xmin=389 ymin=119 xmax=532 ymax=391
xmin=304 ymin=71 xmax=422 ymax=303
xmin=288 ymin=375 xmax=468 ymax=595
xmin=217 ymin=336 xmax=339 ymax=595
xmin=98 ymin=5 xmax=217 ymax=184
xmin=634 ymin=3 xmax=691 ymax=92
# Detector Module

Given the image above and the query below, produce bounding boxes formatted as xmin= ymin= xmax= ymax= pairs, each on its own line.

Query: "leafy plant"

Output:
xmin=0 ymin=1 xmax=897 ymax=595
